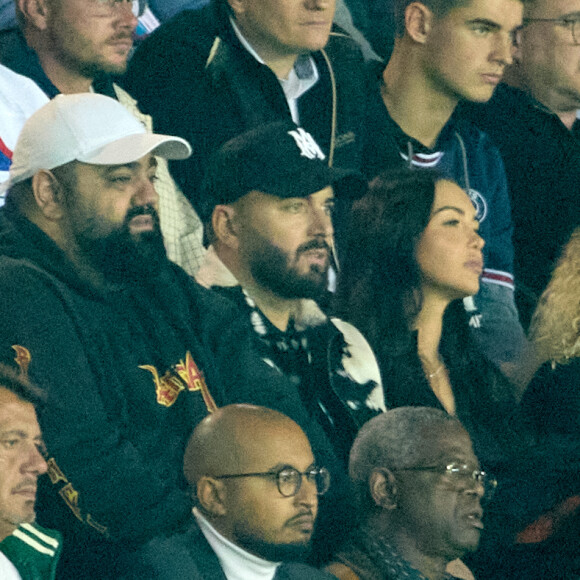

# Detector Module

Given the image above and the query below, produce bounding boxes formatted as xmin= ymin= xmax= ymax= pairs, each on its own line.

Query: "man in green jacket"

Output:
xmin=0 ymin=364 xmax=61 ymax=579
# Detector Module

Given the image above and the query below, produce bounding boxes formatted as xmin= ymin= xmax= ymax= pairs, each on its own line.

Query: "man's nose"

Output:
xmin=133 ymin=177 xmax=159 ymax=208
xmin=294 ymin=473 xmax=318 ymax=508
xmin=308 ymin=206 xmax=334 ymax=239
xmin=463 ymin=477 xmax=486 ymax=500
xmin=115 ymin=2 xmax=139 ymax=29
xmin=304 ymin=0 xmax=333 ymax=11
xmin=23 ymin=444 xmax=48 ymax=476
xmin=491 ymin=32 xmax=515 ymax=67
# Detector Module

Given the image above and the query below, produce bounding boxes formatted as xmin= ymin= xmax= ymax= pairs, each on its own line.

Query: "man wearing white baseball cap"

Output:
xmin=0 ymin=93 xmax=316 ymax=578
xmin=5 ymin=92 xmax=191 ymax=186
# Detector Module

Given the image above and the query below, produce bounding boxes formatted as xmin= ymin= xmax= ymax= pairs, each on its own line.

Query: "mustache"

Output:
xmin=109 ymin=32 xmax=134 ymax=43
xmin=125 ymin=204 xmax=159 ymax=223
xmin=12 ymin=478 xmax=38 ymax=493
xmin=296 ymin=238 xmax=331 ymax=255
xmin=285 ymin=509 xmax=316 ymax=525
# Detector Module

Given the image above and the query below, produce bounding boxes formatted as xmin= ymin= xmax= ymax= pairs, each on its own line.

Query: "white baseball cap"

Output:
xmin=4 ymin=93 xmax=192 ymax=191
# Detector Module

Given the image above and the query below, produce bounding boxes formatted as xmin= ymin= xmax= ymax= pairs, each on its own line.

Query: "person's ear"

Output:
xmin=405 ymin=2 xmax=432 ymax=44
xmin=197 ymin=476 xmax=228 ymax=517
xmin=369 ymin=467 xmax=398 ymax=510
xmin=32 ymin=170 xmax=65 ymax=221
xmin=18 ymin=0 xmax=49 ymax=31
xmin=212 ymin=205 xmax=239 ymax=250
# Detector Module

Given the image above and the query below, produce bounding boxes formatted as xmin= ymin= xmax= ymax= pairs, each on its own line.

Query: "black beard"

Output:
xmin=79 ymin=205 xmax=167 ymax=284
xmin=248 ymin=236 xmax=330 ymax=300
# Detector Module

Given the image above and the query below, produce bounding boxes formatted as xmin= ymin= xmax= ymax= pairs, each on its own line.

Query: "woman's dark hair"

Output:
xmin=335 ymin=169 xmax=527 ymax=464
xmin=335 ymin=169 xmax=438 ymax=359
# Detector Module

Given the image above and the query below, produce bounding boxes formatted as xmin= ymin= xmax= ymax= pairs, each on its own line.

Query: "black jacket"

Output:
xmin=460 ymin=84 xmax=580 ymax=326
xmin=123 ymin=0 xmax=369 ymax=215
xmin=123 ymin=518 xmax=338 ymax=579
xmin=377 ymin=303 xmax=525 ymax=469
xmin=209 ymin=284 xmax=384 ymax=467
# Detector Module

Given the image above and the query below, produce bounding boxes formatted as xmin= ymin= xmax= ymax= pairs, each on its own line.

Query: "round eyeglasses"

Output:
xmin=396 ymin=463 xmax=497 ymax=501
xmin=212 ymin=466 xmax=331 ymax=498
xmin=523 ymin=16 xmax=580 ymax=45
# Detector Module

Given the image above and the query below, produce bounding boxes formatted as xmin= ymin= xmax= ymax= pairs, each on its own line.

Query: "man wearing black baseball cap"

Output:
xmin=197 ymin=121 xmax=384 ymax=469
xmin=196 ymin=122 xmax=384 ymax=563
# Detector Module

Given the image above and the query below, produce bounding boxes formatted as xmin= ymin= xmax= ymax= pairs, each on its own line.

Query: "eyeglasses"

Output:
xmin=212 ymin=466 xmax=331 ymax=498
xmin=522 ymin=16 xmax=580 ymax=45
xmin=396 ymin=463 xmax=497 ymax=501
xmin=93 ymin=0 xmax=145 ymax=17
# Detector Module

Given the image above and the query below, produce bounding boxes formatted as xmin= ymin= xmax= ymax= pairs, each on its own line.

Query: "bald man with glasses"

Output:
xmin=125 ymin=404 xmax=337 ymax=580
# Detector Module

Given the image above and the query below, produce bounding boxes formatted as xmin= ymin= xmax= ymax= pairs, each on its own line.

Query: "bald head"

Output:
xmin=184 ymin=404 xmax=310 ymax=486
xmin=185 ymin=405 xmax=321 ymax=562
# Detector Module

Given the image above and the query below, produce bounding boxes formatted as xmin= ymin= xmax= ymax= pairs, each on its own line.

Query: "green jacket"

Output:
xmin=0 ymin=523 xmax=61 ymax=579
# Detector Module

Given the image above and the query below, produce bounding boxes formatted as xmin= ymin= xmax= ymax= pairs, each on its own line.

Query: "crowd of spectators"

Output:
xmin=0 ymin=0 xmax=578 ymax=577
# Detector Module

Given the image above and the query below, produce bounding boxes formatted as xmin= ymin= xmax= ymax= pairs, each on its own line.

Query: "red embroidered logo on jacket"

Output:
xmin=140 ymin=351 xmax=217 ymax=412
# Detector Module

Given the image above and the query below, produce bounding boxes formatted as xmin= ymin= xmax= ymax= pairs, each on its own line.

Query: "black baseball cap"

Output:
xmin=199 ymin=121 xmax=367 ymax=221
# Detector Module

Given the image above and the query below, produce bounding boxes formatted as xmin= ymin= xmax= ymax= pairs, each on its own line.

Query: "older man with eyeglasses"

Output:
xmin=124 ymin=404 xmax=338 ymax=580
xmin=462 ymin=0 xmax=580 ymax=333
xmin=326 ymin=407 xmax=494 ymax=580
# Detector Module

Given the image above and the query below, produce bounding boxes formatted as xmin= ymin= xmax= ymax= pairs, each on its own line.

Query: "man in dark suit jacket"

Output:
xmin=126 ymin=404 xmax=337 ymax=579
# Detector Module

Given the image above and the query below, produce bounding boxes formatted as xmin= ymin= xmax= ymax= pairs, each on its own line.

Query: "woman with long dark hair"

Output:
xmin=335 ymin=170 xmax=524 ymax=464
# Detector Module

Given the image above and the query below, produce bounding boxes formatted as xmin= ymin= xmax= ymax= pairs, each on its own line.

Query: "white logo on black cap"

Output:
xmin=288 ymin=128 xmax=326 ymax=161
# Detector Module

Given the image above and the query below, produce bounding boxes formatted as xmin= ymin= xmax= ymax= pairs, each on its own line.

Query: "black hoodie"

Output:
xmin=0 ymin=203 xmax=326 ymax=577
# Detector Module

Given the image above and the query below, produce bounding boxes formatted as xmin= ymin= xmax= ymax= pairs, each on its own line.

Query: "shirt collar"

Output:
xmin=193 ymin=508 xmax=280 ymax=580
xmin=229 ymin=17 xmax=266 ymax=65
xmin=228 ymin=16 xmax=318 ymax=82
xmin=228 ymin=17 xmax=319 ymax=123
